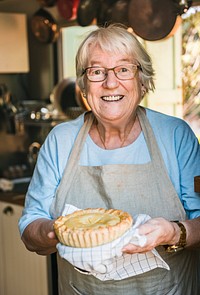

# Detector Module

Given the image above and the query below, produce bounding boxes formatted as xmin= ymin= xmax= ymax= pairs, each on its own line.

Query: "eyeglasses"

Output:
xmin=82 ymin=64 xmax=141 ymax=82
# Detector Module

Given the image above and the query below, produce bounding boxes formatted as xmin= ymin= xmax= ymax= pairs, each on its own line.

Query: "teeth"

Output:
xmin=102 ymin=95 xmax=122 ymax=101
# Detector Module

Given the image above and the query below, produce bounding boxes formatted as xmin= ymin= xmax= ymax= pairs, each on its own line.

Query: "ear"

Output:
xmin=141 ymin=84 xmax=146 ymax=96
xmin=82 ymin=92 xmax=87 ymax=98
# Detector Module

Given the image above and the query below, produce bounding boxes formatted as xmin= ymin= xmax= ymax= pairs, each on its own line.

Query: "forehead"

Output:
xmin=87 ymin=44 xmax=132 ymax=65
xmin=88 ymin=42 xmax=127 ymax=55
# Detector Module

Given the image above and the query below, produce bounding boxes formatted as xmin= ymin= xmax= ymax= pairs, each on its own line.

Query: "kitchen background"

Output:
xmin=0 ymin=0 xmax=199 ymax=294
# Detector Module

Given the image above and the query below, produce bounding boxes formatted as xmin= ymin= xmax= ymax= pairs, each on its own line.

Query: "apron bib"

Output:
xmin=51 ymin=107 xmax=199 ymax=295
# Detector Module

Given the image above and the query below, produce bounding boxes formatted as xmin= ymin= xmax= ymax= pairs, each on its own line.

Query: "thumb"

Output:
xmin=47 ymin=231 xmax=57 ymax=239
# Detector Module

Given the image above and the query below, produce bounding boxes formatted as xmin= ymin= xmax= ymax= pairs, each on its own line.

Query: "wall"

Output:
xmin=0 ymin=0 xmax=56 ymax=101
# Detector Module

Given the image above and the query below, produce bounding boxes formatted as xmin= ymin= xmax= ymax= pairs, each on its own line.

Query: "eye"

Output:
xmin=122 ymin=67 xmax=130 ymax=73
xmin=117 ymin=66 xmax=130 ymax=73
xmin=93 ymin=69 xmax=103 ymax=75
xmin=89 ymin=68 xmax=105 ymax=76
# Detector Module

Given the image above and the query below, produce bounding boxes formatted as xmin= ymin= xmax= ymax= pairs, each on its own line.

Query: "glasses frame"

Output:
xmin=82 ymin=64 xmax=142 ymax=82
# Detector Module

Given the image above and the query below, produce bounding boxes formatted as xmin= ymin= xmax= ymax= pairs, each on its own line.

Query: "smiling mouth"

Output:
xmin=101 ymin=95 xmax=123 ymax=102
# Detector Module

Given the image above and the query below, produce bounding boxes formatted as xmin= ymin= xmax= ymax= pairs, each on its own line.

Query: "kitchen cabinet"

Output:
xmin=0 ymin=201 xmax=50 ymax=295
xmin=0 ymin=13 xmax=29 ymax=73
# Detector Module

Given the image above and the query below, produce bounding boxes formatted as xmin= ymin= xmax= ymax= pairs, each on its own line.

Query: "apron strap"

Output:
xmin=52 ymin=112 xmax=94 ymax=216
xmin=137 ymin=107 xmax=183 ymax=203
xmin=137 ymin=107 xmax=160 ymax=162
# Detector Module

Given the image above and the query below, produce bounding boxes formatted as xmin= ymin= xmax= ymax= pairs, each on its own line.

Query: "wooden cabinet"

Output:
xmin=0 ymin=201 xmax=50 ymax=295
xmin=0 ymin=13 xmax=29 ymax=73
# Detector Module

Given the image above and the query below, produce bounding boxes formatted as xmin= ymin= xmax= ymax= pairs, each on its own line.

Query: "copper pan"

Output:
xmin=57 ymin=0 xmax=80 ymax=21
xmin=77 ymin=0 xmax=99 ymax=26
xmin=37 ymin=0 xmax=56 ymax=7
xmin=111 ymin=0 xmax=130 ymax=26
xmin=128 ymin=0 xmax=181 ymax=41
xmin=51 ymin=78 xmax=90 ymax=116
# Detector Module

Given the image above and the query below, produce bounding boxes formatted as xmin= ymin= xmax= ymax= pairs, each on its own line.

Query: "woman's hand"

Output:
xmin=21 ymin=218 xmax=59 ymax=255
xmin=122 ymin=217 xmax=180 ymax=254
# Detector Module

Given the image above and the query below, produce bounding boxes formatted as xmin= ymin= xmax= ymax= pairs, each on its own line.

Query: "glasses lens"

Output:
xmin=114 ymin=65 xmax=137 ymax=80
xmin=84 ymin=64 xmax=138 ymax=82
xmin=86 ymin=67 xmax=105 ymax=81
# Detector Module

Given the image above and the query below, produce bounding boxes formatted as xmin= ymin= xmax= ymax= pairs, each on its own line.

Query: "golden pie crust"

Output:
xmin=54 ymin=208 xmax=133 ymax=248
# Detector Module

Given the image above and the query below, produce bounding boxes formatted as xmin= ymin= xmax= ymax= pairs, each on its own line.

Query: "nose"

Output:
xmin=103 ymin=69 xmax=119 ymax=88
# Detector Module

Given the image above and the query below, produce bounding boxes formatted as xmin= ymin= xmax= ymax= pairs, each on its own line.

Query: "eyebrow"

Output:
xmin=89 ymin=59 xmax=133 ymax=66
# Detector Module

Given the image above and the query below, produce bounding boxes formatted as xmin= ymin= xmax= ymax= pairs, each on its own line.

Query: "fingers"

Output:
xmin=122 ymin=243 xmax=143 ymax=254
xmin=122 ymin=218 xmax=177 ymax=254
xmin=122 ymin=242 xmax=155 ymax=254
xmin=36 ymin=246 xmax=57 ymax=256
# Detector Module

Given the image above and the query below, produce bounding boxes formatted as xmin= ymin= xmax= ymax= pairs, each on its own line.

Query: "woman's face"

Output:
xmin=83 ymin=45 xmax=142 ymax=123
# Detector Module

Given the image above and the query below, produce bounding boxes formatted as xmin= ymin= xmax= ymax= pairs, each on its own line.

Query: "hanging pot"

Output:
xmin=31 ymin=8 xmax=59 ymax=43
xmin=57 ymin=0 xmax=73 ymax=20
xmin=28 ymin=142 xmax=41 ymax=170
xmin=128 ymin=0 xmax=180 ymax=41
xmin=97 ymin=0 xmax=117 ymax=26
xmin=77 ymin=0 xmax=99 ymax=26
xmin=57 ymin=0 xmax=80 ymax=21
xmin=37 ymin=0 xmax=56 ymax=7
xmin=111 ymin=0 xmax=130 ymax=26
xmin=51 ymin=77 xmax=90 ymax=116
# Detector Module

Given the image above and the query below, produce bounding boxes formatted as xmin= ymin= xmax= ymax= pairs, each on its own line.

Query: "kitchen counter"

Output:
xmin=0 ymin=178 xmax=29 ymax=206
xmin=0 ymin=190 xmax=25 ymax=206
xmin=194 ymin=176 xmax=200 ymax=193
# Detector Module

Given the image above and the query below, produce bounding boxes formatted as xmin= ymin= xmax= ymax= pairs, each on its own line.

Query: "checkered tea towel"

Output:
xmin=56 ymin=204 xmax=170 ymax=281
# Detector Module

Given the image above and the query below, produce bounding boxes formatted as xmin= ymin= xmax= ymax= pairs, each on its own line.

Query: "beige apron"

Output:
xmin=51 ymin=107 xmax=200 ymax=295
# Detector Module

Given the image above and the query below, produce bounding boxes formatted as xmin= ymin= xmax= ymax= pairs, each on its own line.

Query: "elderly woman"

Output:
xmin=19 ymin=24 xmax=200 ymax=294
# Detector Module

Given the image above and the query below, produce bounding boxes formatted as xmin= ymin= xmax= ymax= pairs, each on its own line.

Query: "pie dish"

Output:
xmin=54 ymin=208 xmax=133 ymax=248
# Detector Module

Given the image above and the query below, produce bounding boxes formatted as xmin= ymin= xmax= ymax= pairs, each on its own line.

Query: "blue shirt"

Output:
xmin=19 ymin=108 xmax=200 ymax=235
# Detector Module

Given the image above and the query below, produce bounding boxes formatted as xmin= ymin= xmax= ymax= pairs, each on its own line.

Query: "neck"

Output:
xmin=96 ymin=115 xmax=137 ymax=150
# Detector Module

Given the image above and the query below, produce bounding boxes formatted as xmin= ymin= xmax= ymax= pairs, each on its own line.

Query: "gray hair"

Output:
xmin=76 ymin=24 xmax=155 ymax=93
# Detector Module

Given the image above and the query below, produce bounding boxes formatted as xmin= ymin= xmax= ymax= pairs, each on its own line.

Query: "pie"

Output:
xmin=54 ymin=208 xmax=133 ymax=248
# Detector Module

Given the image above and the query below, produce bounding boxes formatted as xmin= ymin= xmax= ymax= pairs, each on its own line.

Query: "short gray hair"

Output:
xmin=76 ymin=24 xmax=155 ymax=93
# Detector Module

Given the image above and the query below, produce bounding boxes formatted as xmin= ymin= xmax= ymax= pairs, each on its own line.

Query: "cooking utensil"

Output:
xmin=28 ymin=142 xmax=41 ymax=170
xmin=37 ymin=0 xmax=56 ymax=7
xmin=97 ymin=0 xmax=116 ymax=26
xmin=57 ymin=0 xmax=80 ymax=21
xmin=128 ymin=0 xmax=179 ymax=41
xmin=111 ymin=0 xmax=130 ymax=26
xmin=0 ymin=83 xmax=9 ymax=106
xmin=77 ymin=0 xmax=99 ymax=26
xmin=51 ymin=78 xmax=90 ymax=116
xmin=31 ymin=8 xmax=59 ymax=43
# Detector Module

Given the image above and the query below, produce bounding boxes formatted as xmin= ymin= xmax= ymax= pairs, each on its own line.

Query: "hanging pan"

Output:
xmin=111 ymin=0 xmax=130 ymax=26
xmin=51 ymin=77 xmax=90 ymax=116
xmin=77 ymin=0 xmax=99 ymax=26
xmin=128 ymin=0 xmax=180 ymax=41
xmin=31 ymin=8 xmax=59 ymax=43
xmin=57 ymin=0 xmax=80 ymax=21
xmin=37 ymin=0 xmax=56 ymax=7
xmin=96 ymin=0 xmax=116 ymax=27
